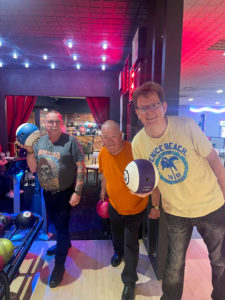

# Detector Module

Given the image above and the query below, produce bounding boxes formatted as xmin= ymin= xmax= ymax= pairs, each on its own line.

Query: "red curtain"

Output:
xmin=6 ymin=96 xmax=37 ymax=155
xmin=86 ymin=97 xmax=110 ymax=127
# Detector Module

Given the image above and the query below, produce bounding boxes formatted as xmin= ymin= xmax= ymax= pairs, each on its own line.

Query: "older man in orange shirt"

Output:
xmin=99 ymin=120 xmax=159 ymax=300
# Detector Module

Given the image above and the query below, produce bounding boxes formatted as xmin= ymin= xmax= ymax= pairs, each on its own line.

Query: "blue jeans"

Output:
xmin=43 ymin=188 xmax=73 ymax=265
xmin=161 ymin=204 xmax=225 ymax=300
xmin=109 ymin=203 xmax=146 ymax=286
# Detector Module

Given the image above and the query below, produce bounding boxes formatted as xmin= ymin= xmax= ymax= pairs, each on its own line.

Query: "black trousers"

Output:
xmin=109 ymin=203 xmax=146 ymax=286
xmin=43 ymin=188 xmax=73 ymax=265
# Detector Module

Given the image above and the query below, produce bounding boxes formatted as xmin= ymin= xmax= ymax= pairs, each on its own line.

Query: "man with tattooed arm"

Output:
xmin=25 ymin=110 xmax=85 ymax=288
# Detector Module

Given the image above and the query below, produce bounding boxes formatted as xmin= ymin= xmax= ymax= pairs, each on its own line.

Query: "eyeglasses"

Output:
xmin=137 ymin=102 xmax=162 ymax=113
xmin=101 ymin=136 xmax=117 ymax=140
xmin=46 ymin=120 xmax=61 ymax=125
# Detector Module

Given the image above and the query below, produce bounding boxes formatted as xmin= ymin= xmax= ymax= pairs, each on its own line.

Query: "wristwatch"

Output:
xmin=74 ymin=190 xmax=81 ymax=196
xmin=153 ymin=205 xmax=159 ymax=210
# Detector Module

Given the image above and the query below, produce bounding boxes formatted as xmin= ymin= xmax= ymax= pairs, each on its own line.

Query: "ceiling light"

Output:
xmin=101 ymin=65 xmax=106 ymax=71
xmin=73 ymin=55 xmax=77 ymax=61
xmin=188 ymin=98 xmax=194 ymax=101
xmin=223 ymin=53 xmax=225 ymax=56
xmin=0 ymin=41 xmax=2 ymax=47
xmin=76 ymin=63 xmax=80 ymax=69
xmin=217 ymin=89 xmax=223 ymax=93
xmin=102 ymin=55 xmax=106 ymax=62
xmin=68 ymin=41 xmax=73 ymax=48
xmin=216 ymin=101 xmax=220 ymax=104
xmin=43 ymin=108 xmax=48 ymax=112
xmin=51 ymin=63 xmax=55 ymax=69
xmin=0 ymin=62 xmax=3 ymax=67
xmin=102 ymin=42 xmax=107 ymax=49
xmin=190 ymin=107 xmax=225 ymax=113
xmin=43 ymin=54 xmax=48 ymax=60
xmin=13 ymin=53 xmax=18 ymax=59
xmin=24 ymin=62 xmax=29 ymax=68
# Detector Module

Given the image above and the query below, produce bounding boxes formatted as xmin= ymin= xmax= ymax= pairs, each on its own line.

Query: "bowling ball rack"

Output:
xmin=0 ymin=213 xmax=43 ymax=300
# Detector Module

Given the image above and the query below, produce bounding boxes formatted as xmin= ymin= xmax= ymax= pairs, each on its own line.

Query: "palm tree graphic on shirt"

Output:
xmin=161 ymin=156 xmax=179 ymax=179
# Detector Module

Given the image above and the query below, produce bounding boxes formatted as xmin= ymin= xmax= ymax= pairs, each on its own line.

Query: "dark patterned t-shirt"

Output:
xmin=34 ymin=133 xmax=84 ymax=192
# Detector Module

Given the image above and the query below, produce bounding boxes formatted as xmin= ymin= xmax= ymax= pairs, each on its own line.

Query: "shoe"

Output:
xmin=47 ymin=242 xmax=72 ymax=256
xmin=111 ymin=253 xmax=123 ymax=267
xmin=49 ymin=264 xmax=65 ymax=288
xmin=121 ymin=284 xmax=135 ymax=300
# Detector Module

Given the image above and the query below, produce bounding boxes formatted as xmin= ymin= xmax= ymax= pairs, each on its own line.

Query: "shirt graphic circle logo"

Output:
xmin=154 ymin=150 xmax=188 ymax=184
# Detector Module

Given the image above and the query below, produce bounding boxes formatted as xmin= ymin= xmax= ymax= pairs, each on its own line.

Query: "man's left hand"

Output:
xmin=69 ymin=192 xmax=80 ymax=207
xmin=149 ymin=208 xmax=160 ymax=219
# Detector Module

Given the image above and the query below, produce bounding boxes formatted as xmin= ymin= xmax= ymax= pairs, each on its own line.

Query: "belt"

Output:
xmin=46 ymin=187 xmax=73 ymax=195
xmin=47 ymin=190 xmax=61 ymax=195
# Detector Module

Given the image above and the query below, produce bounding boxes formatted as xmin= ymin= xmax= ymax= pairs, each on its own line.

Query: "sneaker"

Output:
xmin=111 ymin=253 xmax=123 ymax=267
xmin=122 ymin=284 xmax=135 ymax=300
xmin=47 ymin=243 xmax=72 ymax=256
xmin=49 ymin=264 xmax=65 ymax=288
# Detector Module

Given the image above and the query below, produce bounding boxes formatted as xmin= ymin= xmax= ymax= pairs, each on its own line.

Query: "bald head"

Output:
xmin=101 ymin=120 xmax=120 ymax=133
xmin=101 ymin=120 xmax=124 ymax=155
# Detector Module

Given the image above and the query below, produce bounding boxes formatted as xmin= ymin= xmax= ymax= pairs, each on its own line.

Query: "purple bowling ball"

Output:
xmin=124 ymin=159 xmax=159 ymax=194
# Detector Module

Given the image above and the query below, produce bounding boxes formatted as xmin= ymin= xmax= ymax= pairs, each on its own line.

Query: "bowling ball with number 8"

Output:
xmin=15 ymin=211 xmax=35 ymax=229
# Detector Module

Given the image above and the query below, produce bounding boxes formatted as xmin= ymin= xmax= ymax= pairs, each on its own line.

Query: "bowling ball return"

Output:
xmin=0 ymin=212 xmax=43 ymax=300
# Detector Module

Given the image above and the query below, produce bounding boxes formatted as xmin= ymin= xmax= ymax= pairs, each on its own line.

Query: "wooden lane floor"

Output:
xmin=9 ymin=239 xmax=212 ymax=300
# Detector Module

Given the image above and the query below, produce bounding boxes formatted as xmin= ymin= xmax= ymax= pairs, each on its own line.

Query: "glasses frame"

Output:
xmin=46 ymin=120 xmax=62 ymax=125
xmin=136 ymin=102 xmax=163 ymax=113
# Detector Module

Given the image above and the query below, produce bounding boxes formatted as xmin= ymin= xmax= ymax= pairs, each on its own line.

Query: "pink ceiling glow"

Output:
xmin=0 ymin=0 xmax=148 ymax=70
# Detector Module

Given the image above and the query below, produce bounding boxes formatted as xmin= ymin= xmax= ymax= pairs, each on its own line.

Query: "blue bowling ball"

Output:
xmin=16 ymin=123 xmax=41 ymax=146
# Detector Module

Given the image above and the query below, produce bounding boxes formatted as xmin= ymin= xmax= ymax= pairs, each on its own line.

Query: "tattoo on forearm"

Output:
xmin=76 ymin=162 xmax=85 ymax=182
xmin=77 ymin=164 xmax=84 ymax=171
xmin=77 ymin=172 xmax=84 ymax=182
xmin=75 ymin=183 xmax=83 ymax=193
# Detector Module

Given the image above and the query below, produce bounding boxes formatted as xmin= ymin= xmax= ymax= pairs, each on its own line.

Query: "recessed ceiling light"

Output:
xmin=188 ymin=98 xmax=194 ymax=101
xmin=51 ymin=63 xmax=55 ymax=69
xmin=43 ymin=54 xmax=48 ymax=60
xmin=102 ymin=55 xmax=106 ymax=62
xmin=73 ymin=55 xmax=77 ymax=61
xmin=0 ymin=41 xmax=2 ymax=47
xmin=216 ymin=101 xmax=220 ymax=104
xmin=223 ymin=53 xmax=225 ymax=56
xmin=13 ymin=53 xmax=18 ymax=59
xmin=0 ymin=62 xmax=3 ymax=67
xmin=101 ymin=65 xmax=106 ymax=71
xmin=102 ymin=42 xmax=107 ymax=49
xmin=43 ymin=108 xmax=48 ymax=112
xmin=68 ymin=41 xmax=73 ymax=48
xmin=76 ymin=63 xmax=80 ymax=69
xmin=217 ymin=89 xmax=223 ymax=93
xmin=24 ymin=62 xmax=29 ymax=68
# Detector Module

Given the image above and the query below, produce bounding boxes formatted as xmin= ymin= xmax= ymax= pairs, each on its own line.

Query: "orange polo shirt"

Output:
xmin=99 ymin=141 xmax=148 ymax=215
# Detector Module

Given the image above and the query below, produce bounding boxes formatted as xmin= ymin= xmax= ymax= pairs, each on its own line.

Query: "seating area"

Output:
xmin=85 ymin=151 xmax=100 ymax=185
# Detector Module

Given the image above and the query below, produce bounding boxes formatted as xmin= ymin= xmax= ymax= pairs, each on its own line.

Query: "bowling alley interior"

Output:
xmin=0 ymin=0 xmax=225 ymax=299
